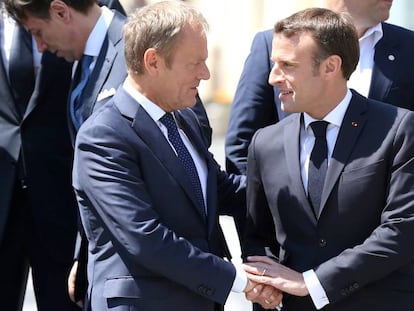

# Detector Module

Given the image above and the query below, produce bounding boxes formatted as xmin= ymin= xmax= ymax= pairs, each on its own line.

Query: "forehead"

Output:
xmin=174 ymin=25 xmax=207 ymax=60
xmin=23 ymin=15 xmax=51 ymax=32
xmin=271 ymin=32 xmax=316 ymax=60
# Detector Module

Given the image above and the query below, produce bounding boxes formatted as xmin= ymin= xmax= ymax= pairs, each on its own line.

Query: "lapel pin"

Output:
xmin=351 ymin=121 xmax=358 ymax=127
xmin=388 ymin=54 xmax=395 ymax=61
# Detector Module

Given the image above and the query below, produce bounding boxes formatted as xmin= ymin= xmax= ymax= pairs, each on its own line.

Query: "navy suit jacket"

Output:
xmin=73 ymin=87 xmax=245 ymax=311
xmin=70 ymin=9 xmax=213 ymax=301
xmin=244 ymin=91 xmax=414 ymax=310
xmin=0 ymin=50 xmax=77 ymax=262
xmin=225 ymin=23 xmax=414 ymax=175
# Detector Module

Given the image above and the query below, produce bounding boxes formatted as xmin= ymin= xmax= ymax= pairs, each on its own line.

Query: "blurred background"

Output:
xmin=23 ymin=0 xmax=414 ymax=310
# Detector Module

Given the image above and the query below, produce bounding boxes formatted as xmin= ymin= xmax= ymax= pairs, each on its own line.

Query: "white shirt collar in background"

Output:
xmin=347 ymin=23 xmax=383 ymax=97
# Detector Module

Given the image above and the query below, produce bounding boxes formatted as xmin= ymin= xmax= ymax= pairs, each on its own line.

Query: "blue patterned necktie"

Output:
xmin=160 ymin=113 xmax=206 ymax=219
xmin=308 ymin=121 xmax=329 ymax=217
xmin=70 ymin=55 xmax=93 ymax=130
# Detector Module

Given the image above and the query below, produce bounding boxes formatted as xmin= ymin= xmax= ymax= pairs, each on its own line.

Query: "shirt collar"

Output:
xmin=359 ymin=22 xmax=383 ymax=48
xmin=303 ymin=89 xmax=352 ymax=131
xmin=83 ymin=6 xmax=114 ymax=58
xmin=122 ymin=79 xmax=166 ymax=123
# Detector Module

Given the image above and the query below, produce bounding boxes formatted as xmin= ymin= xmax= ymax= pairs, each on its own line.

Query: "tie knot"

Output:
xmin=159 ymin=113 xmax=177 ymax=131
xmin=310 ymin=121 xmax=329 ymax=138
xmin=81 ymin=55 xmax=94 ymax=71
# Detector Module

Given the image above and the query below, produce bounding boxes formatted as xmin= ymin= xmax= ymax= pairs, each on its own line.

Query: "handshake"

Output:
xmin=242 ymin=256 xmax=309 ymax=310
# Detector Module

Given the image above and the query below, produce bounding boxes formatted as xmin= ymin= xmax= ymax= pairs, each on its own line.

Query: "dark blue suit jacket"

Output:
xmin=0 ymin=51 xmax=77 ymax=262
xmin=73 ymin=86 xmax=245 ymax=311
xmin=225 ymin=23 xmax=414 ymax=175
xmin=244 ymin=91 xmax=414 ymax=310
xmin=71 ymin=9 xmax=213 ymax=301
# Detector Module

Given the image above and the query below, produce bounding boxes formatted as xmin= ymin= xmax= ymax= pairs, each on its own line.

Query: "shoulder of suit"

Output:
xmin=107 ymin=11 xmax=127 ymax=43
xmin=382 ymin=22 xmax=414 ymax=42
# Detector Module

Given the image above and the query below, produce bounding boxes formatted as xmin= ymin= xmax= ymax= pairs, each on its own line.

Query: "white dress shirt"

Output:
xmin=72 ymin=6 xmax=114 ymax=77
xmin=300 ymin=89 xmax=352 ymax=309
xmin=347 ymin=23 xmax=383 ymax=97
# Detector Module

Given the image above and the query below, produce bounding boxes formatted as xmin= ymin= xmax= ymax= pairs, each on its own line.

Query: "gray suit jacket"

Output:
xmin=73 ymin=87 xmax=245 ymax=311
xmin=244 ymin=90 xmax=414 ymax=310
xmin=68 ymin=10 xmax=127 ymax=142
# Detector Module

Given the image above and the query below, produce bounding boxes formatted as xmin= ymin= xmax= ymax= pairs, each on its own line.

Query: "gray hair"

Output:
xmin=124 ymin=0 xmax=209 ymax=75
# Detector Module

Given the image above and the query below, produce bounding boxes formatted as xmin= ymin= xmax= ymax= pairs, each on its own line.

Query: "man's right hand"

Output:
xmin=68 ymin=260 xmax=84 ymax=308
xmin=244 ymin=279 xmax=283 ymax=309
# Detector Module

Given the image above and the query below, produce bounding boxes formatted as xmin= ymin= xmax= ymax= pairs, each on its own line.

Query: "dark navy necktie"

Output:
xmin=70 ymin=55 xmax=93 ymax=130
xmin=160 ymin=113 xmax=206 ymax=219
xmin=9 ymin=25 xmax=35 ymax=116
xmin=308 ymin=121 xmax=329 ymax=216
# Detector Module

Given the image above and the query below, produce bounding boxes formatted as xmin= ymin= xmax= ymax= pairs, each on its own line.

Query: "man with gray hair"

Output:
xmin=72 ymin=1 xmax=282 ymax=310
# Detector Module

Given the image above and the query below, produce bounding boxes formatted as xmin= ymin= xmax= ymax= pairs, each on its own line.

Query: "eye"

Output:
xmin=32 ymin=29 xmax=42 ymax=38
xmin=281 ymin=61 xmax=293 ymax=68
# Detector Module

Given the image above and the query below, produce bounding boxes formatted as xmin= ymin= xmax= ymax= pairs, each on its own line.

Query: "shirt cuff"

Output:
xmin=231 ymin=264 xmax=248 ymax=293
xmin=303 ymin=269 xmax=329 ymax=310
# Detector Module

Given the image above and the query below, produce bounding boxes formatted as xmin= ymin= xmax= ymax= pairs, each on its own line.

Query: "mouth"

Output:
xmin=280 ymin=90 xmax=293 ymax=96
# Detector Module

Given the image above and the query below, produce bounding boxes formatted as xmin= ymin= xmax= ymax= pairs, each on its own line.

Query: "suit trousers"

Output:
xmin=0 ymin=179 xmax=80 ymax=311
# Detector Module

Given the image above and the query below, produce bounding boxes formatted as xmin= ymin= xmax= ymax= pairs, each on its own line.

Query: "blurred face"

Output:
xmin=269 ymin=33 xmax=326 ymax=118
xmin=326 ymin=0 xmax=393 ymax=34
xmin=22 ymin=2 xmax=82 ymax=61
xmin=150 ymin=25 xmax=210 ymax=112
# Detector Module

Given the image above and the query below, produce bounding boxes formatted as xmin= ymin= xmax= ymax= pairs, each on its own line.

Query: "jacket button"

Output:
xmin=206 ymin=288 xmax=214 ymax=296
xmin=319 ymin=238 xmax=327 ymax=247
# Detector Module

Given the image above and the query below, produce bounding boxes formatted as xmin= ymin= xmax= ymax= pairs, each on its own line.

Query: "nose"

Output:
xmin=199 ymin=62 xmax=210 ymax=81
xmin=268 ymin=62 xmax=283 ymax=86
xmin=33 ymin=36 xmax=48 ymax=53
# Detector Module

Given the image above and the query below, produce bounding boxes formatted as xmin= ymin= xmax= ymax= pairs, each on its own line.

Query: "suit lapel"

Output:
xmin=81 ymin=12 xmax=125 ymax=121
xmin=81 ymin=36 xmax=114 ymax=120
xmin=22 ymin=64 xmax=41 ymax=120
xmin=320 ymin=93 xmax=367 ymax=215
xmin=0 ymin=51 xmax=20 ymax=122
xmin=284 ymin=115 xmax=317 ymax=223
xmin=115 ymin=91 xmax=207 ymax=222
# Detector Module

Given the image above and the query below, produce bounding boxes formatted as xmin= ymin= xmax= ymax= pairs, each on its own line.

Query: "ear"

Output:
xmin=49 ymin=0 xmax=71 ymax=22
xmin=144 ymin=48 xmax=161 ymax=76
xmin=321 ymin=54 xmax=342 ymax=77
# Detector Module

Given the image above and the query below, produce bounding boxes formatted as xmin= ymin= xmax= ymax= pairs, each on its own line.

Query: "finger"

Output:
xmin=247 ymin=255 xmax=275 ymax=265
xmin=259 ymin=284 xmax=274 ymax=299
xmin=67 ymin=261 xmax=78 ymax=303
xmin=247 ymin=273 xmax=274 ymax=287
xmin=243 ymin=263 xmax=266 ymax=275
xmin=245 ymin=283 xmax=263 ymax=301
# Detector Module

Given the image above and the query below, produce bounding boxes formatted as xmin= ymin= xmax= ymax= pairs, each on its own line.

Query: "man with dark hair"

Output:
xmin=0 ymin=0 xmax=125 ymax=310
xmin=243 ymin=7 xmax=414 ymax=311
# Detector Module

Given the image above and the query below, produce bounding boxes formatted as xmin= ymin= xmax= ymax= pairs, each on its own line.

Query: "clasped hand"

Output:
xmin=243 ymin=273 xmax=283 ymax=309
xmin=243 ymin=255 xmax=309 ymax=309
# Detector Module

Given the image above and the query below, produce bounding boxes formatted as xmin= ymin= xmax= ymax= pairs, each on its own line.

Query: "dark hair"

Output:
xmin=274 ymin=8 xmax=359 ymax=80
xmin=5 ymin=0 xmax=96 ymax=22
